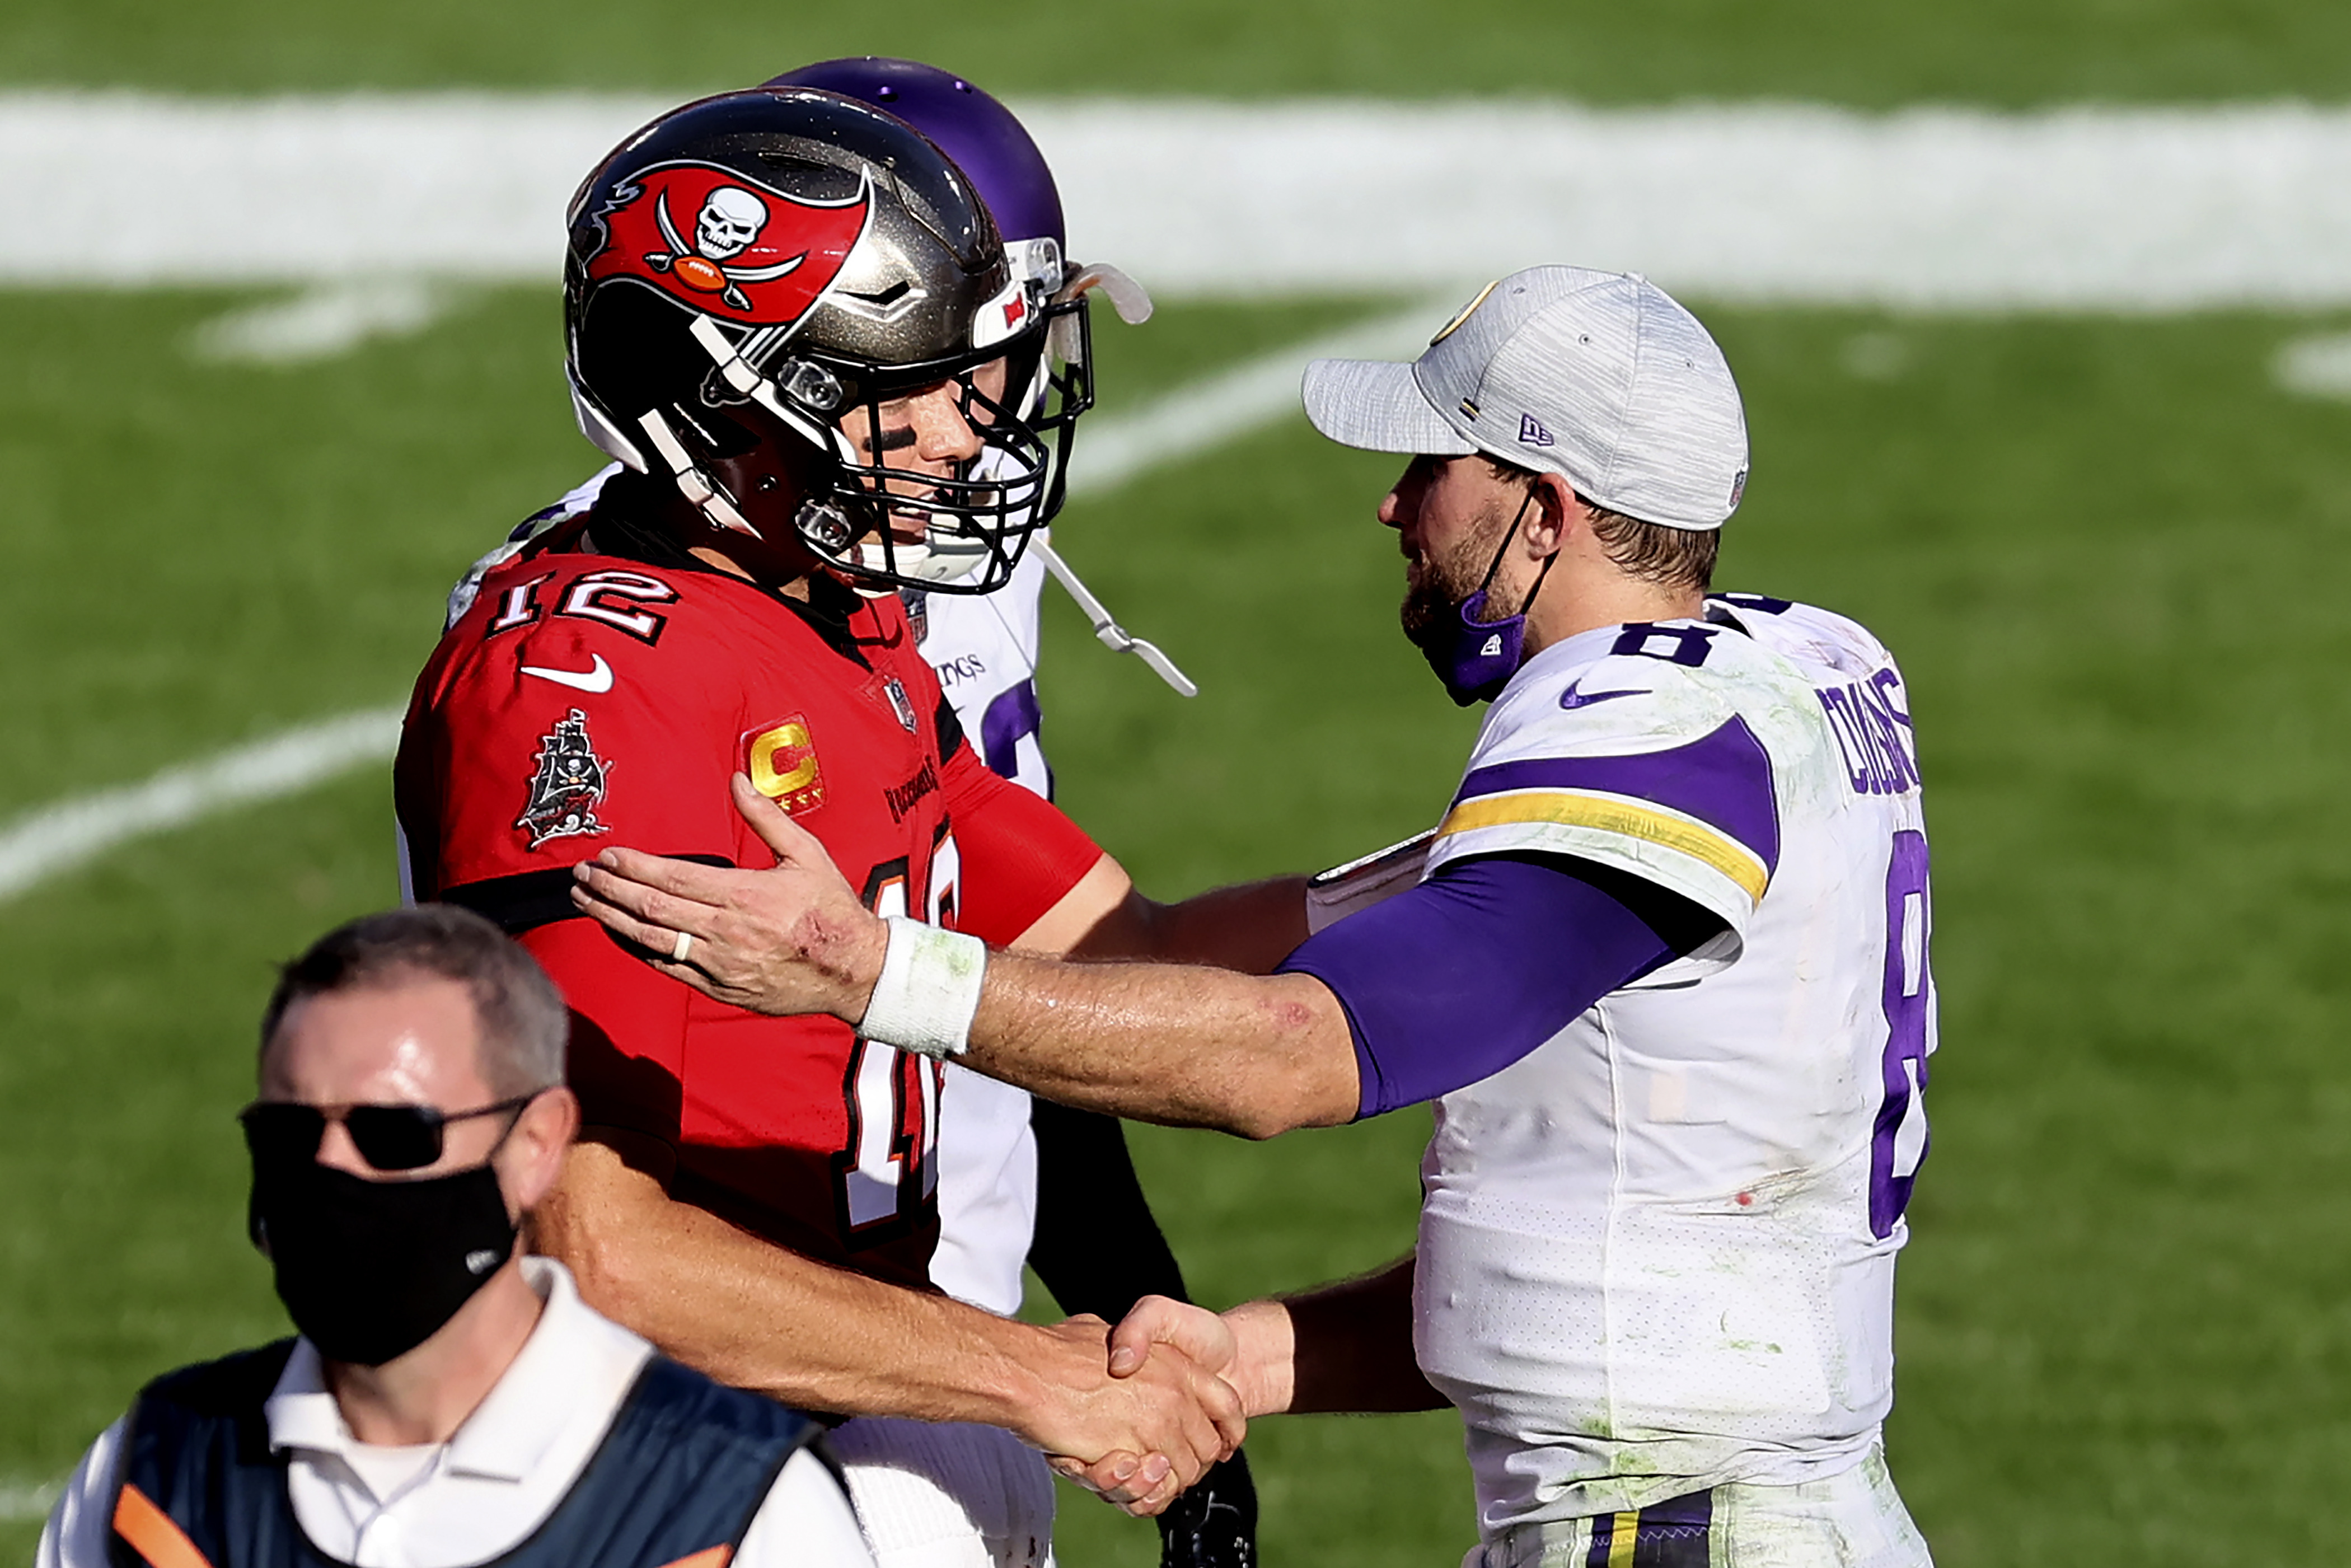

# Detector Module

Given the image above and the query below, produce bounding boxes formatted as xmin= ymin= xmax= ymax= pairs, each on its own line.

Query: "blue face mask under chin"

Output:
xmin=1425 ymin=486 xmax=1556 ymax=706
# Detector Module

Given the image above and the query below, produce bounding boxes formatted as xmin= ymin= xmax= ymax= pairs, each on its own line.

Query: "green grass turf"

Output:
xmin=9 ymin=281 xmax=2351 ymax=1563
xmin=11 ymin=2 xmax=2351 ymax=1560
xmin=10 ymin=0 xmax=2351 ymax=105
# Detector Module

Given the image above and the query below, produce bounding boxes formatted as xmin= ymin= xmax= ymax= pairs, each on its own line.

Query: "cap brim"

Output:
xmin=1302 ymin=357 xmax=1475 ymax=456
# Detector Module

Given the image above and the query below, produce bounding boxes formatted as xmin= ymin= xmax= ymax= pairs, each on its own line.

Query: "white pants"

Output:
xmin=830 ymin=1417 xmax=1056 ymax=1568
xmin=1473 ymin=1446 xmax=1931 ymax=1568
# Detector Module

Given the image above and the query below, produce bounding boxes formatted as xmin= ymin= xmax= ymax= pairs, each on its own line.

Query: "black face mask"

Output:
xmin=248 ymin=1156 xmax=518 ymax=1366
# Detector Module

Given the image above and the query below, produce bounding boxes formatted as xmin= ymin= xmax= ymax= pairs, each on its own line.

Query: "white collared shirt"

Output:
xmin=39 ymin=1258 xmax=873 ymax=1568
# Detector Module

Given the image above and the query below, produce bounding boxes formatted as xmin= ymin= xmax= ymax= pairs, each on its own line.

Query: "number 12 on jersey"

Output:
xmin=835 ymin=835 xmax=959 ymax=1238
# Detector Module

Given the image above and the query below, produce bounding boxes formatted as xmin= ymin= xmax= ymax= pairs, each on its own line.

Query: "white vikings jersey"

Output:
xmin=1413 ymin=595 xmax=1933 ymax=1534
xmin=912 ymin=547 xmax=1053 ymax=798
xmin=912 ymin=546 xmax=1053 ymax=1318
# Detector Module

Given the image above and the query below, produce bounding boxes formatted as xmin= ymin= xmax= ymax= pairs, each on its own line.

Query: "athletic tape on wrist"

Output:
xmin=858 ymin=915 xmax=988 ymax=1059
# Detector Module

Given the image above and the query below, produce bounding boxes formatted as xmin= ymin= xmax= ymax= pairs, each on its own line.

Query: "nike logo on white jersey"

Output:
xmin=520 ymin=654 xmax=613 ymax=694
xmin=1558 ymin=678 xmax=1642 ymax=710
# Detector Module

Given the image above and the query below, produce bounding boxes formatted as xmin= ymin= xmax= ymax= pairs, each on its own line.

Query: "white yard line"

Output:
xmin=0 ymin=299 xmax=1441 ymax=901
xmin=13 ymin=92 xmax=2351 ymax=306
xmin=0 ymin=1477 xmax=62 ymax=1523
xmin=2273 ymin=330 xmax=2351 ymax=398
xmin=0 ymin=706 xmax=404 ymax=901
xmin=188 ymin=278 xmax=454 ymax=364
xmin=1069 ymin=296 xmax=1446 ymax=495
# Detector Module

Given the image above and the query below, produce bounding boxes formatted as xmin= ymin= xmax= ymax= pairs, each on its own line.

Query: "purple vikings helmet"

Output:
xmin=767 ymin=60 xmax=1189 ymax=688
xmin=767 ymin=59 xmax=1153 ymax=420
xmin=770 ymin=59 xmax=1069 ymax=299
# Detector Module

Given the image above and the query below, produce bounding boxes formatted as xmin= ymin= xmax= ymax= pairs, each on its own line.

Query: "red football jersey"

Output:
xmin=395 ymin=530 xmax=1104 ymax=1290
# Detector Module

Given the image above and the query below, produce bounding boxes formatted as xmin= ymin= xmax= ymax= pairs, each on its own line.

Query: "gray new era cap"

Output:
xmin=1303 ymin=266 xmax=1750 ymax=531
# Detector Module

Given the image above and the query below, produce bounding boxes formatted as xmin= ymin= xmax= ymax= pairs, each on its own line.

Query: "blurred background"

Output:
xmin=6 ymin=3 xmax=2351 ymax=1563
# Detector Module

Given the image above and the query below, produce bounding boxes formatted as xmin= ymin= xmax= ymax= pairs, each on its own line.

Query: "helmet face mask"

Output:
xmin=795 ymin=330 xmax=1081 ymax=593
xmin=563 ymin=87 xmax=1084 ymax=595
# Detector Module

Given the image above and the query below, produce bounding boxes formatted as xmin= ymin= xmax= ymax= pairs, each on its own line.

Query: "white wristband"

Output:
xmin=858 ymin=915 xmax=989 ymax=1060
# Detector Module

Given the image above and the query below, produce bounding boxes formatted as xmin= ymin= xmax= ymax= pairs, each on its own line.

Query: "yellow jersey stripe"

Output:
xmin=1434 ymin=788 xmax=1769 ymax=904
xmin=1608 ymin=1511 xmax=1640 ymax=1568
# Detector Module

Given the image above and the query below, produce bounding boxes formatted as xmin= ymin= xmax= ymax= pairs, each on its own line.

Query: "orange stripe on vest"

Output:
xmin=112 ymin=1483 xmax=216 ymax=1568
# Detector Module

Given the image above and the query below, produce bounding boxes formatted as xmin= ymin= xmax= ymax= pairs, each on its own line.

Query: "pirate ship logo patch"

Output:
xmin=516 ymin=708 xmax=613 ymax=849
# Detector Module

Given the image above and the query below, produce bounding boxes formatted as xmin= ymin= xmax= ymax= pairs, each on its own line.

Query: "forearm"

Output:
xmin=541 ymin=1139 xmax=1062 ymax=1434
xmin=1071 ymin=876 xmax=1311 ymax=973
xmin=1221 ymin=1255 xmax=1441 ymax=1418
xmin=962 ymin=956 xmax=1356 ymax=1138
xmin=566 ymin=815 xmax=1347 ymax=1134
xmin=1279 ymin=1255 xmax=1444 ymax=1413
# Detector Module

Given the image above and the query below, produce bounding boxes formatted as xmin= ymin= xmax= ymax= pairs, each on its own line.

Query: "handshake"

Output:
xmin=1028 ymin=1296 xmax=1286 ymax=1517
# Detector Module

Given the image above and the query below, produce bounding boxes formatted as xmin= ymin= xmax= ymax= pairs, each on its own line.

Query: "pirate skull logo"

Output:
xmin=590 ymin=162 xmax=874 ymax=326
xmin=645 ymin=181 xmax=815 ymax=311
xmin=694 ymin=187 xmax=767 ymax=261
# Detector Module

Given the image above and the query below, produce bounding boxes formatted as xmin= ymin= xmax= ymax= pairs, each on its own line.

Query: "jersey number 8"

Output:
xmin=1870 ymin=830 xmax=1932 ymax=1239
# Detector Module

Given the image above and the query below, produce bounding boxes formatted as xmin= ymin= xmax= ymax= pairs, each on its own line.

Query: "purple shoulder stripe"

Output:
xmin=1454 ymin=715 xmax=1779 ymax=873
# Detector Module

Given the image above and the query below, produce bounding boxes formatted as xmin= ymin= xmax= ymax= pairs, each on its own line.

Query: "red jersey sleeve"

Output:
xmin=395 ymin=558 xmax=747 ymax=1147
xmin=941 ymin=742 xmax=1106 ymax=946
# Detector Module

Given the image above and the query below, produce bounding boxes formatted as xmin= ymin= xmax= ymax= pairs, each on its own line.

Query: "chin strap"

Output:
xmin=1036 ymin=541 xmax=1197 ymax=696
xmin=687 ymin=317 xmax=860 ymax=465
xmin=634 ymin=409 xmax=757 ymax=536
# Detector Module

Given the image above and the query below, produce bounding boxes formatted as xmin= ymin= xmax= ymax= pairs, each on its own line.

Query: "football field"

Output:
xmin=7 ymin=4 xmax=2351 ymax=1564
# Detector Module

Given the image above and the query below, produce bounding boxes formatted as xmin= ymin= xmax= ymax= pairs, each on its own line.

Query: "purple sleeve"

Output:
xmin=1277 ymin=855 xmax=1713 ymax=1119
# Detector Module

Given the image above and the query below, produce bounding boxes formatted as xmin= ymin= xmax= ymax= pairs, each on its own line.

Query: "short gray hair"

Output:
xmin=261 ymin=906 xmax=568 ymax=1097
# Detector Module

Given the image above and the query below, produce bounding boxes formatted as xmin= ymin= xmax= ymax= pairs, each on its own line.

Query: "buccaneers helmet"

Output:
xmin=563 ymin=87 xmax=1078 ymax=594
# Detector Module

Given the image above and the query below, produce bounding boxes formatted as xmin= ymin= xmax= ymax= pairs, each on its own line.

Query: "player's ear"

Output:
xmin=507 ymin=1087 xmax=581 ymax=1212
xmin=1529 ymin=473 xmax=1579 ymax=556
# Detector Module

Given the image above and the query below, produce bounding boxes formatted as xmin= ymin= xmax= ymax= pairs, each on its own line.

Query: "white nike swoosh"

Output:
xmin=519 ymin=653 xmax=613 ymax=694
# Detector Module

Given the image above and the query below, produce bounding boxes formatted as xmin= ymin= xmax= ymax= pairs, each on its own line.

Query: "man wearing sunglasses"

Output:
xmin=39 ymin=905 xmax=875 ymax=1568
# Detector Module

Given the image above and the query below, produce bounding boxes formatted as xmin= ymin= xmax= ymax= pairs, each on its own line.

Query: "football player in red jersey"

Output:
xmin=395 ymin=88 xmax=1298 ymax=1562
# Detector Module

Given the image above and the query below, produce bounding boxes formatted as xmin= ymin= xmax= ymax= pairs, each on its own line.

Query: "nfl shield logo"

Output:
xmin=883 ymin=677 xmax=919 ymax=733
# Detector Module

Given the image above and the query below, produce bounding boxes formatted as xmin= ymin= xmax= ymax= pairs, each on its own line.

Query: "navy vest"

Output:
xmin=109 ymin=1338 xmax=830 ymax=1568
